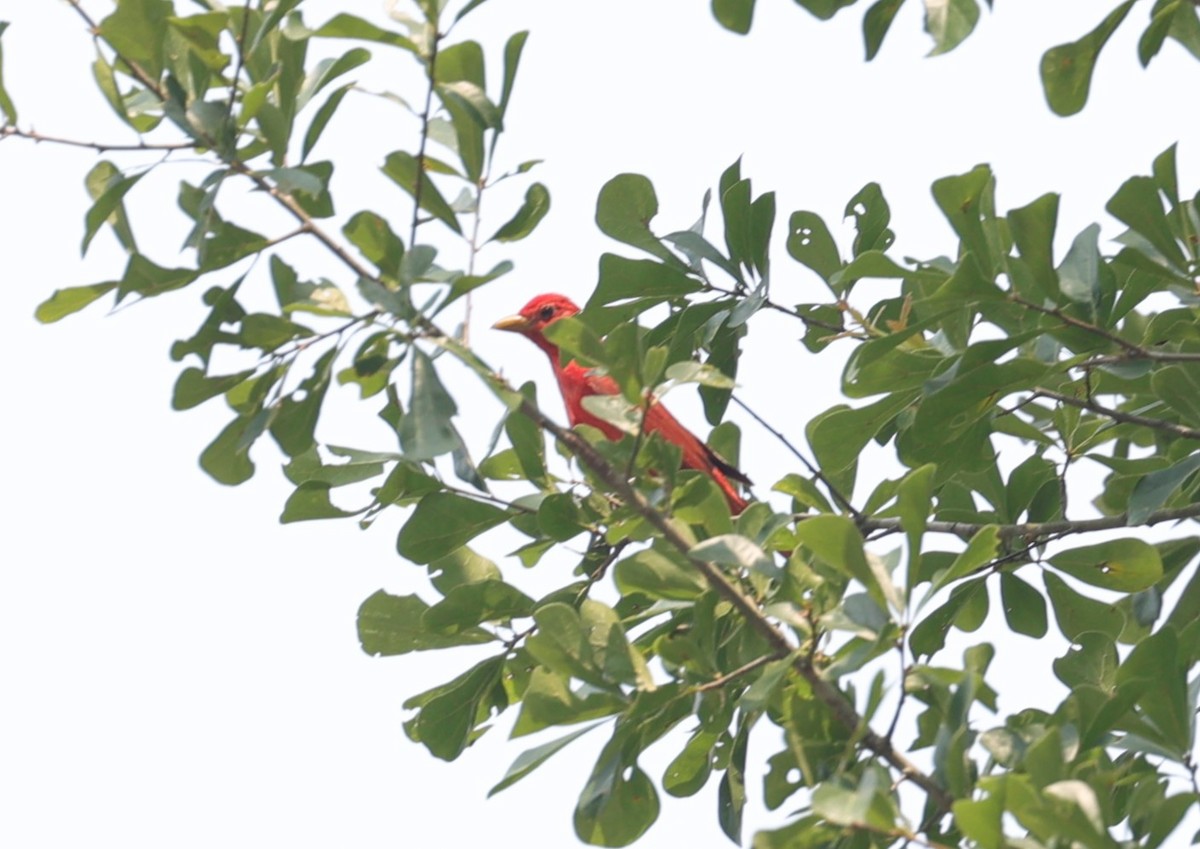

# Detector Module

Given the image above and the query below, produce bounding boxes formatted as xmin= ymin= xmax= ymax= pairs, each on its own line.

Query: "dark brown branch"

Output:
xmin=511 ymin=394 xmax=955 ymax=814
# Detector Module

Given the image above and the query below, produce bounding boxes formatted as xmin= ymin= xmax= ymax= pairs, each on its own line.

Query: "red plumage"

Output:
xmin=493 ymin=293 xmax=751 ymax=514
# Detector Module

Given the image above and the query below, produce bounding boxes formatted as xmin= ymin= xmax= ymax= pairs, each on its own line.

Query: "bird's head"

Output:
xmin=492 ymin=293 xmax=581 ymax=338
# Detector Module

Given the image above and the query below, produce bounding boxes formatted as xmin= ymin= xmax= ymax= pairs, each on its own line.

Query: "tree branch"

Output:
xmin=509 ymin=392 xmax=955 ymax=814
xmin=1034 ymin=387 xmax=1200 ymax=441
xmin=0 ymin=125 xmax=193 ymax=152
xmin=856 ymin=502 xmax=1200 ymax=540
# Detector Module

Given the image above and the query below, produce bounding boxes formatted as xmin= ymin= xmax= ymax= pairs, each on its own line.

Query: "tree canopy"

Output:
xmin=4 ymin=1 xmax=1200 ymax=846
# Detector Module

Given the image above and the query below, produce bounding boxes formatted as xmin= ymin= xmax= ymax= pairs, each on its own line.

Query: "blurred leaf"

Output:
xmin=1048 ymin=537 xmax=1163 ymax=593
xmin=1128 ymin=451 xmax=1200 ymax=523
xmin=343 ymin=210 xmax=406 ymax=279
xmin=490 ymin=724 xmax=604 ymax=796
xmin=574 ymin=730 xmax=661 ymax=846
xmin=269 ymin=348 xmax=335 ymax=457
xmin=595 ymin=173 xmax=684 ymax=266
xmin=1107 ymin=175 xmax=1188 ymax=269
xmin=845 ymin=182 xmax=895 ymax=255
xmin=301 ymin=81 xmax=351 ymax=162
xmin=310 ymin=13 xmax=417 ymax=52
xmin=614 ymin=545 xmax=707 ymax=600
xmin=863 ymin=0 xmax=905 ymax=60
xmin=0 ymin=20 xmax=16 ymax=124
xmin=1045 ymin=572 xmax=1125 ymax=640
xmin=786 ymin=210 xmax=841 ymax=282
xmin=82 ymin=161 xmax=142 ymax=255
xmin=423 ymin=579 xmax=534 ymax=633
xmin=382 ymin=150 xmax=463 ymax=234
xmin=794 ymin=515 xmax=885 ymax=610
xmin=358 ymin=590 xmax=494 ymax=656
xmin=923 ymin=0 xmax=980 ymax=55
xmin=172 ymin=367 xmax=255 ymax=410
xmin=400 ymin=349 xmax=458 ymax=459
xmin=999 ymin=571 xmax=1048 ymax=638
xmin=588 ymin=254 xmax=702 ymax=308
xmin=405 ymin=655 xmax=505 ymax=760
xmin=712 ymin=0 xmax=756 ymax=34
xmin=1040 ymin=1 xmax=1136 ymax=116
xmin=280 ymin=481 xmax=361 ymax=522
xmin=34 ymin=282 xmax=118 ymax=323
xmin=490 ymin=182 xmax=550 ymax=242
xmin=99 ymin=0 xmax=171 ymax=79
xmin=397 ymin=492 xmax=510 ymax=564
xmin=691 ymin=534 xmax=776 ymax=576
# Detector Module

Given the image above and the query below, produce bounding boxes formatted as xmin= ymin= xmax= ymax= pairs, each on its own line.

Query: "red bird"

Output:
xmin=493 ymin=293 xmax=751 ymax=514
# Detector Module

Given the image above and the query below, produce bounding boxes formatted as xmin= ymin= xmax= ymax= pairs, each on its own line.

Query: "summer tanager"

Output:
xmin=492 ymin=293 xmax=751 ymax=514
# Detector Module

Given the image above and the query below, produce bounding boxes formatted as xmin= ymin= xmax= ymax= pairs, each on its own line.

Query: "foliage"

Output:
xmin=4 ymin=1 xmax=1200 ymax=847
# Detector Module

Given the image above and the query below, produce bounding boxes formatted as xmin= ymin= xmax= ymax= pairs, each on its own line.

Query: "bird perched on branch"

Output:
xmin=492 ymin=293 xmax=751 ymax=514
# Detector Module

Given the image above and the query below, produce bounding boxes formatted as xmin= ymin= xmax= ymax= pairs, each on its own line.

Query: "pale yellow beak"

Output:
xmin=492 ymin=314 xmax=531 ymax=332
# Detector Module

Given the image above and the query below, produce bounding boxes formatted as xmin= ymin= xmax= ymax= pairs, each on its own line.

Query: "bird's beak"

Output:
xmin=492 ymin=314 xmax=531 ymax=333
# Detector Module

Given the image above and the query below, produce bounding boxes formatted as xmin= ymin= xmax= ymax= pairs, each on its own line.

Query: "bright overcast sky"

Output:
xmin=1 ymin=1 xmax=1197 ymax=847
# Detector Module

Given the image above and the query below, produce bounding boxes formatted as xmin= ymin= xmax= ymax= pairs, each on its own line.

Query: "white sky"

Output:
xmin=2 ymin=1 xmax=1197 ymax=847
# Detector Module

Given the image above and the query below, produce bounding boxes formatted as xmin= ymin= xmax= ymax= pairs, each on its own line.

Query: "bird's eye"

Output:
xmin=538 ymin=305 xmax=556 ymax=321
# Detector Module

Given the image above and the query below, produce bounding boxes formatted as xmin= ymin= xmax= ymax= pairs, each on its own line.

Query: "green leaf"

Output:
xmin=1000 ymin=571 xmax=1048 ymax=638
xmin=34 ymin=282 xmax=118 ymax=323
xmin=1008 ymin=192 xmax=1061 ymax=300
xmin=422 ymin=580 xmax=534 ymax=633
xmin=614 ymin=545 xmax=707 ymax=600
xmin=397 ymin=492 xmax=510 ymax=564
xmin=595 ymin=173 xmax=682 ymax=266
xmin=301 ymin=81 xmax=351 ymax=162
xmin=358 ymin=590 xmax=494 ymax=656
xmin=785 ymin=210 xmax=842 ymax=282
xmin=512 ymin=668 xmax=627 ymax=736
xmin=925 ymin=525 xmax=1000 ymax=600
xmin=98 ymin=0 xmax=171 ymax=79
xmin=845 ymin=182 xmax=895 ymax=255
xmin=574 ymin=733 xmax=661 ymax=847
xmin=382 ymin=150 xmax=463 ymax=234
xmin=199 ymin=411 xmax=265 ymax=485
xmin=172 ymin=367 xmax=255 ymax=411
xmin=400 ymin=350 xmax=458 ymax=459
xmin=712 ymin=0 xmax=756 ymax=34
xmin=269 ymin=349 xmax=334 ymax=457
xmin=691 ymin=534 xmax=775 ymax=576
xmin=489 ymin=724 xmax=604 ymax=796
xmin=897 ymin=463 xmax=936 ymax=600
xmin=405 ymin=655 xmax=505 ymax=761
xmin=82 ymin=161 xmax=142 ymax=255
xmin=489 ymin=182 xmax=550 ymax=242
xmin=1128 ymin=451 xmax=1200 ymax=523
xmin=587 ymin=254 xmax=702 ymax=308
xmin=663 ymin=728 xmax=719 ymax=798
xmin=280 ymin=482 xmax=361 ymax=522
xmin=1045 ymin=572 xmax=1125 ymax=641
xmin=342 ymin=210 xmax=406 ymax=279
xmin=923 ymin=0 xmax=980 ymax=55
xmin=0 ymin=21 xmax=17 ymax=125
xmin=793 ymin=515 xmax=886 ymax=610
xmin=310 ymin=13 xmax=417 ymax=53
xmin=1048 ymin=538 xmax=1163 ymax=593
xmin=863 ymin=0 xmax=905 ymax=60
xmin=1040 ymin=1 xmax=1136 ymax=116
xmin=1107 ymin=175 xmax=1188 ymax=270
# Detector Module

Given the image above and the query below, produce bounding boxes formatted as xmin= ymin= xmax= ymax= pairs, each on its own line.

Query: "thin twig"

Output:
xmin=0 ymin=125 xmax=193 ymax=152
xmin=692 ymin=653 xmax=785 ymax=693
xmin=1034 ymin=387 xmax=1200 ymax=441
xmin=855 ymin=503 xmax=1200 ymax=541
xmin=410 ymin=32 xmax=440 ymax=249
xmin=731 ymin=393 xmax=863 ymax=521
xmin=1011 ymin=295 xmax=1145 ymax=355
